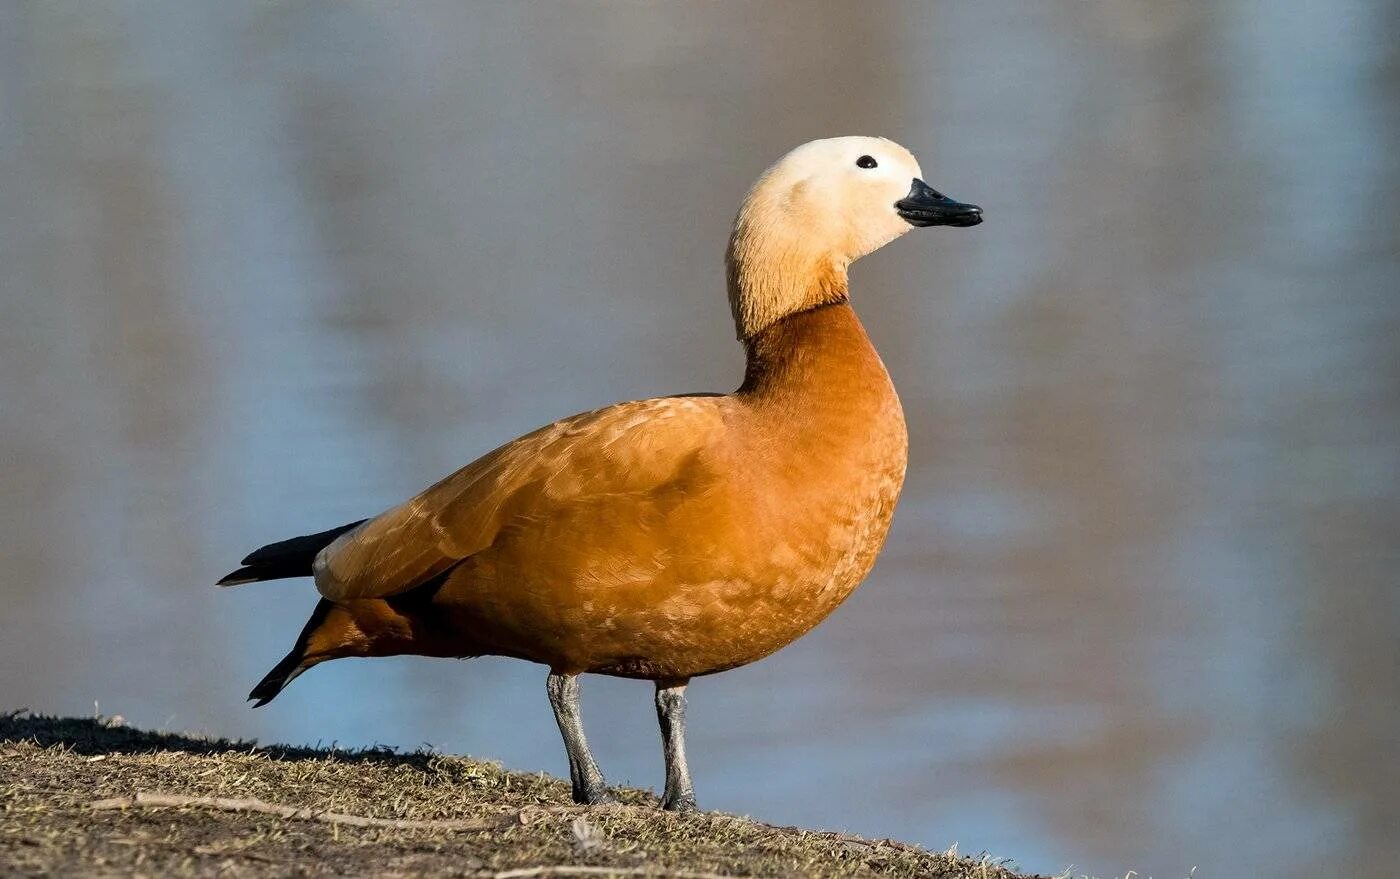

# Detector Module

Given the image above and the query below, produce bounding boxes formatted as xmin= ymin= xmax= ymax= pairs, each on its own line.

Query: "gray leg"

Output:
xmin=655 ymin=680 xmax=698 ymax=812
xmin=546 ymin=672 xmax=611 ymax=805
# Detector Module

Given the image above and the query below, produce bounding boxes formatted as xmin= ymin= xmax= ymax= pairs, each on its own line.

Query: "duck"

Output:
xmin=220 ymin=136 xmax=982 ymax=811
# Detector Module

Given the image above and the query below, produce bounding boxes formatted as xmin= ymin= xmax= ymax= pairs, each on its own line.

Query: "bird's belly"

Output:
xmin=433 ymin=462 xmax=905 ymax=679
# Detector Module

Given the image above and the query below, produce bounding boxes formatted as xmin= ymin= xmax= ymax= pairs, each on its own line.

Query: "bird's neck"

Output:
xmin=735 ymin=301 xmax=906 ymax=486
xmin=725 ymin=214 xmax=851 ymax=340
xmin=737 ymin=301 xmax=894 ymax=410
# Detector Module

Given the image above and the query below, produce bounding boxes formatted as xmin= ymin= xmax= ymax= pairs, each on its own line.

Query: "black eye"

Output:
xmin=856 ymin=155 xmax=878 ymax=169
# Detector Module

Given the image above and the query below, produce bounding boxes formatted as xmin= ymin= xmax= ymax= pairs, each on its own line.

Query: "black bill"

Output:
xmin=895 ymin=178 xmax=983 ymax=228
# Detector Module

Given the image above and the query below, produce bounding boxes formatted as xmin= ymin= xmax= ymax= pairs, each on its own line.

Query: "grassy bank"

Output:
xmin=0 ymin=711 xmax=1052 ymax=878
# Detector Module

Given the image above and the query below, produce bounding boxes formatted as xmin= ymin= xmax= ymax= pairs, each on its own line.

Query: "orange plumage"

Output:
xmin=223 ymin=136 xmax=980 ymax=809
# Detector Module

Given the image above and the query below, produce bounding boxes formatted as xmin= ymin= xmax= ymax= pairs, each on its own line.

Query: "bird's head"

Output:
xmin=727 ymin=136 xmax=981 ymax=339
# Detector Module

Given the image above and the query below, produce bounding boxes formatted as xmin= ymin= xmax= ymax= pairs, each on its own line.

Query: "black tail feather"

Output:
xmin=216 ymin=566 xmax=266 ymax=587
xmin=247 ymin=599 xmax=336 ymax=707
xmin=218 ymin=519 xmax=366 ymax=587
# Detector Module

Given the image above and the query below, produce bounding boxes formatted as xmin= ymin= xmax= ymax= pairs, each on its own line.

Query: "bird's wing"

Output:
xmin=313 ymin=395 xmax=731 ymax=601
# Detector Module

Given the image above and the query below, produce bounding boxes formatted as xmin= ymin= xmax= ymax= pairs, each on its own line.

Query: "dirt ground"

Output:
xmin=0 ymin=711 xmax=1050 ymax=878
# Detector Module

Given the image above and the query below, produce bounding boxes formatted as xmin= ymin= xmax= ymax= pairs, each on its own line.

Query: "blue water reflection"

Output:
xmin=1 ymin=3 xmax=1396 ymax=877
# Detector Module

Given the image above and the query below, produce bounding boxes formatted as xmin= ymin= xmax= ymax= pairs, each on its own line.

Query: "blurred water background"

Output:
xmin=2 ymin=3 xmax=1397 ymax=877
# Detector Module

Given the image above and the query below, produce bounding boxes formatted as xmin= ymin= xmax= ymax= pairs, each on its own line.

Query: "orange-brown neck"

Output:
xmin=733 ymin=300 xmax=908 ymax=552
xmin=735 ymin=302 xmax=905 ymax=475
xmin=739 ymin=302 xmax=885 ymax=399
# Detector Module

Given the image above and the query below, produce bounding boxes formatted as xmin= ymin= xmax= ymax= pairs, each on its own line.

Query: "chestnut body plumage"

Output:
xmin=223 ymin=136 xmax=981 ymax=810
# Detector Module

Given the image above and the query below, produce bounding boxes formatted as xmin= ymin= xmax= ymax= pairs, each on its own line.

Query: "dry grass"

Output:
xmin=0 ymin=710 xmax=1047 ymax=878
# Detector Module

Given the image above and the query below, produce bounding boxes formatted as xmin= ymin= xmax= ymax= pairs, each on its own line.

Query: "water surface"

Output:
xmin=2 ymin=4 xmax=1397 ymax=877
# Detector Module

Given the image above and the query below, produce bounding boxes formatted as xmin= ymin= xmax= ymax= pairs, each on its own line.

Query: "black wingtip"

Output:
xmin=247 ymin=664 xmax=287 ymax=706
xmin=243 ymin=598 xmax=331 ymax=709
xmin=247 ymin=651 xmax=311 ymax=708
xmin=247 ymin=675 xmax=285 ymax=707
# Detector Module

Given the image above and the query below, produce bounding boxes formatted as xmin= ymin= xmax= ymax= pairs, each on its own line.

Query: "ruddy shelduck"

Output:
xmin=222 ymin=136 xmax=982 ymax=810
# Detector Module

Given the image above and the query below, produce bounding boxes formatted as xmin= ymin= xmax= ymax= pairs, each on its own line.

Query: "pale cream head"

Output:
xmin=725 ymin=136 xmax=981 ymax=340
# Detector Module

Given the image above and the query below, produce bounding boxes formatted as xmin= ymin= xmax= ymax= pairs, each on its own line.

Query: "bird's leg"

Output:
xmin=546 ymin=672 xmax=612 ymax=805
xmin=654 ymin=679 xmax=698 ymax=812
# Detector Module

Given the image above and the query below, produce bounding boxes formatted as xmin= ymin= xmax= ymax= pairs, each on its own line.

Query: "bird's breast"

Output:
xmin=426 ymin=303 xmax=911 ymax=679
